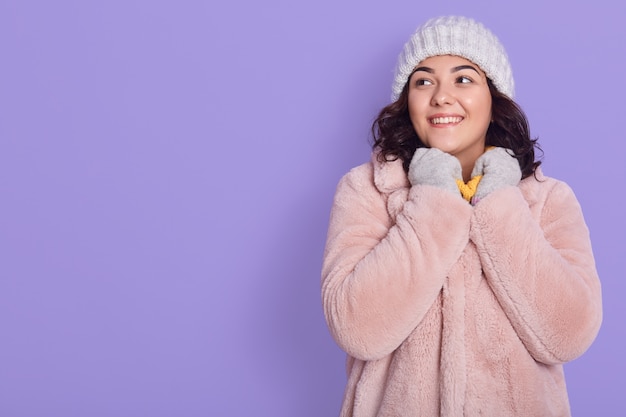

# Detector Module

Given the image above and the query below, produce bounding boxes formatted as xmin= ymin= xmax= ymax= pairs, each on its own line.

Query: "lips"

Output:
xmin=429 ymin=116 xmax=463 ymax=125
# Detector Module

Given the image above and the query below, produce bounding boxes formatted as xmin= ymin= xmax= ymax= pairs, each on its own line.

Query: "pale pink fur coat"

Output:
xmin=321 ymin=154 xmax=602 ymax=416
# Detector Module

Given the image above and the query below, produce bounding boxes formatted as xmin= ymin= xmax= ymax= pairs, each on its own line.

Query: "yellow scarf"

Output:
xmin=455 ymin=147 xmax=494 ymax=202
xmin=456 ymin=175 xmax=483 ymax=202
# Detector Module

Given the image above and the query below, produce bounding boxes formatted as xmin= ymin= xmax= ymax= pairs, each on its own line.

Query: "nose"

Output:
xmin=431 ymin=85 xmax=454 ymax=106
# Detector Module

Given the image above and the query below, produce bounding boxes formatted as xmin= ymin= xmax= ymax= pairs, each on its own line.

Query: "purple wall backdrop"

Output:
xmin=1 ymin=1 xmax=624 ymax=416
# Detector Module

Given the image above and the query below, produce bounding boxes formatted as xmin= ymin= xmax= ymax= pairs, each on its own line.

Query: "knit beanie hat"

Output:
xmin=391 ymin=16 xmax=514 ymax=101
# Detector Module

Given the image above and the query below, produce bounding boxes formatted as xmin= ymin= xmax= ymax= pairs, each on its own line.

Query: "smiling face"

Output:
xmin=408 ymin=55 xmax=492 ymax=177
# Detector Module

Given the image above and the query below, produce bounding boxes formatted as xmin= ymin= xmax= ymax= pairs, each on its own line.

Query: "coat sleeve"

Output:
xmin=470 ymin=180 xmax=602 ymax=364
xmin=321 ymin=164 xmax=473 ymax=361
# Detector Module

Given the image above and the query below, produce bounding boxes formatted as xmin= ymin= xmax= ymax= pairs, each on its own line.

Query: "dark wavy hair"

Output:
xmin=371 ymin=79 xmax=542 ymax=179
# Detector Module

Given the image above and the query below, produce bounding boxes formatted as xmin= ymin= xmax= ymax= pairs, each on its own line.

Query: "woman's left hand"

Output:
xmin=472 ymin=147 xmax=522 ymax=204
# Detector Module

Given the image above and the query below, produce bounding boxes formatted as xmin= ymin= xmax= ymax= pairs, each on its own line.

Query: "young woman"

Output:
xmin=321 ymin=16 xmax=602 ymax=416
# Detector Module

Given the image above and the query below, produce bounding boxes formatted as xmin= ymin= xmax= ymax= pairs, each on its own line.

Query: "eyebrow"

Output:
xmin=412 ymin=66 xmax=434 ymax=74
xmin=452 ymin=65 xmax=480 ymax=74
xmin=412 ymin=65 xmax=481 ymax=75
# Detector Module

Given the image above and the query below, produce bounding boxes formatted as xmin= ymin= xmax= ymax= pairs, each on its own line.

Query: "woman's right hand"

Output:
xmin=408 ymin=147 xmax=462 ymax=195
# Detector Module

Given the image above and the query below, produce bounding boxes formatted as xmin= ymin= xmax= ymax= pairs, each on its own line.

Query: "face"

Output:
xmin=407 ymin=55 xmax=492 ymax=169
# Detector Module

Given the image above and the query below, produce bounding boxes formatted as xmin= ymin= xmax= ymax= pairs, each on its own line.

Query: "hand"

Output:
xmin=471 ymin=147 xmax=522 ymax=203
xmin=408 ymin=147 xmax=462 ymax=196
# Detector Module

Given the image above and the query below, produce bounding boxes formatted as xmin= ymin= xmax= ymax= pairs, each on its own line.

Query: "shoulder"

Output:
xmin=520 ymin=167 xmax=574 ymax=193
xmin=337 ymin=153 xmax=409 ymax=195
xmin=519 ymin=167 xmax=582 ymax=212
xmin=336 ymin=161 xmax=374 ymax=197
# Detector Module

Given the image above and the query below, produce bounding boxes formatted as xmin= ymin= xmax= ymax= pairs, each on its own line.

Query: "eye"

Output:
xmin=414 ymin=78 xmax=433 ymax=87
xmin=456 ymin=75 xmax=473 ymax=84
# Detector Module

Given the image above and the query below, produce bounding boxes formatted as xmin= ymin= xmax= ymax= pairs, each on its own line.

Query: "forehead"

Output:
xmin=415 ymin=55 xmax=486 ymax=76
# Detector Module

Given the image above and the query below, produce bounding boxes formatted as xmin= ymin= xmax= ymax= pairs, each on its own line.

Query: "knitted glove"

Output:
xmin=408 ymin=147 xmax=462 ymax=196
xmin=471 ymin=147 xmax=522 ymax=204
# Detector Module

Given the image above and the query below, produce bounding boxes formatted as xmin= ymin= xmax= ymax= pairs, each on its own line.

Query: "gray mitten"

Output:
xmin=408 ymin=147 xmax=462 ymax=196
xmin=471 ymin=147 xmax=522 ymax=203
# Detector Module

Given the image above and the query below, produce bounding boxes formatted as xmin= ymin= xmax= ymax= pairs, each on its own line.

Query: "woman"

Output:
xmin=321 ymin=16 xmax=602 ymax=416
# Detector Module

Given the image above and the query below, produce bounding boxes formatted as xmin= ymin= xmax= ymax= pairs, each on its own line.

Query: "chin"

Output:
xmin=427 ymin=144 xmax=459 ymax=155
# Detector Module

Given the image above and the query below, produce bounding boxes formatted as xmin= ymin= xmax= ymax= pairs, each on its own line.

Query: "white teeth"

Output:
xmin=431 ymin=116 xmax=462 ymax=124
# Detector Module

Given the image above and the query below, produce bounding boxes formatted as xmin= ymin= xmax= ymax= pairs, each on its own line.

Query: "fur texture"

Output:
xmin=321 ymin=154 xmax=602 ymax=417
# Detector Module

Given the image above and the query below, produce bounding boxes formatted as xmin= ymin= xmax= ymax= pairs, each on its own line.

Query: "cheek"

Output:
xmin=408 ymin=95 xmax=428 ymax=125
xmin=480 ymin=97 xmax=493 ymax=125
xmin=467 ymin=95 xmax=492 ymax=124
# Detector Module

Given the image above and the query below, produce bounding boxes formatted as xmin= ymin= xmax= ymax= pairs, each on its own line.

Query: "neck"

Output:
xmin=457 ymin=145 xmax=489 ymax=182
xmin=459 ymin=156 xmax=478 ymax=182
xmin=461 ymin=164 xmax=472 ymax=183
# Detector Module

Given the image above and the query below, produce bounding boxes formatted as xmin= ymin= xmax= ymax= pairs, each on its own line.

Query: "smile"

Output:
xmin=429 ymin=116 xmax=463 ymax=125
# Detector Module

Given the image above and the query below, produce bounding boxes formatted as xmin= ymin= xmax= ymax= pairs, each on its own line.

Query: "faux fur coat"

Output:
xmin=321 ymin=154 xmax=602 ymax=416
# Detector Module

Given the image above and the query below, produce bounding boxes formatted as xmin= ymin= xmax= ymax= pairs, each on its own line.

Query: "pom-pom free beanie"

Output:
xmin=391 ymin=16 xmax=514 ymax=101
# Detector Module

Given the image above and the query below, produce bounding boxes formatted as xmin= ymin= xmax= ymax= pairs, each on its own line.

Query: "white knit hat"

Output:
xmin=391 ymin=16 xmax=514 ymax=101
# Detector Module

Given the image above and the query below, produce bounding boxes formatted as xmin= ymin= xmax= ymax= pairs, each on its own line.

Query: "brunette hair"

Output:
xmin=371 ymin=79 xmax=542 ymax=179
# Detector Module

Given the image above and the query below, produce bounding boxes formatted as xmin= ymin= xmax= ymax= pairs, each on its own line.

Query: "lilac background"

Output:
xmin=1 ymin=0 xmax=624 ymax=416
